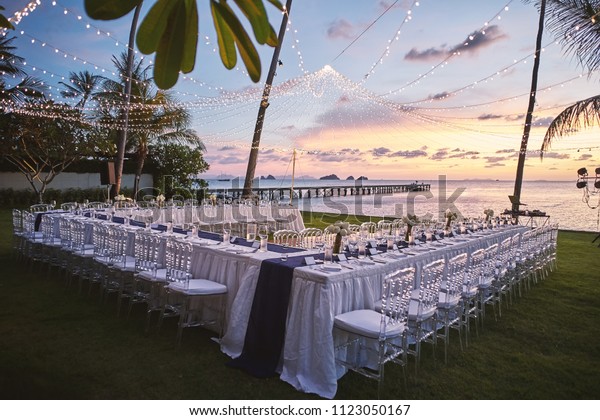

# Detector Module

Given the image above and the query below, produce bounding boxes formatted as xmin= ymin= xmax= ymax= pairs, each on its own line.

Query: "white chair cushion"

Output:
xmin=169 ymin=279 xmax=227 ymax=295
xmin=437 ymin=291 xmax=461 ymax=309
xmin=334 ymin=309 xmax=405 ymax=339
xmin=408 ymin=299 xmax=436 ymax=321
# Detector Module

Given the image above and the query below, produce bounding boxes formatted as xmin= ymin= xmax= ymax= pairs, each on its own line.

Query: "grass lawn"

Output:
xmin=0 ymin=209 xmax=599 ymax=399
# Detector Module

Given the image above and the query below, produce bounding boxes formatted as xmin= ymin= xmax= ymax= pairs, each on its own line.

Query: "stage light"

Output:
xmin=577 ymin=167 xmax=588 ymax=176
xmin=576 ymin=181 xmax=587 ymax=189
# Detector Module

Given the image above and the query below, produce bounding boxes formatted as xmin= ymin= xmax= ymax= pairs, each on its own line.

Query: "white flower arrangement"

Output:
xmin=156 ymin=194 xmax=165 ymax=203
xmin=445 ymin=210 xmax=457 ymax=228
xmin=484 ymin=208 xmax=494 ymax=221
xmin=114 ymin=194 xmax=127 ymax=201
xmin=327 ymin=221 xmax=350 ymax=237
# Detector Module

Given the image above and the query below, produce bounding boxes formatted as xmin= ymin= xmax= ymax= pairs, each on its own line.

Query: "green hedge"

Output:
xmin=0 ymin=187 xmax=134 ymax=209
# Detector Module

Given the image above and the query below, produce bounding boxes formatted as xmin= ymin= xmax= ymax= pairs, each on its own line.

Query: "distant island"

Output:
xmin=260 ymin=174 xmax=276 ymax=180
xmin=346 ymin=176 xmax=354 ymax=180
xmin=320 ymin=174 xmax=340 ymax=180
xmin=357 ymin=176 xmax=368 ymax=180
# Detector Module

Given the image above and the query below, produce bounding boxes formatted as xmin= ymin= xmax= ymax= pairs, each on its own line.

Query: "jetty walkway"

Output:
xmin=208 ymin=182 xmax=431 ymax=201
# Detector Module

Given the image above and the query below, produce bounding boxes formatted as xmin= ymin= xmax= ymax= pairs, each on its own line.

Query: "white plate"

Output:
xmin=322 ymin=264 xmax=342 ymax=272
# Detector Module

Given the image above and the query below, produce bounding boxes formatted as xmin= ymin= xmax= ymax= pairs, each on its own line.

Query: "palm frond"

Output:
xmin=541 ymin=93 xmax=600 ymax=150
xmin=544 ymin=0 xmax=600 ymax=74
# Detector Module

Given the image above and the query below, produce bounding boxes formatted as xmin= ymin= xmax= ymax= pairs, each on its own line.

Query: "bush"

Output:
xmin=0 ymin=187 xmax=134 ymax=209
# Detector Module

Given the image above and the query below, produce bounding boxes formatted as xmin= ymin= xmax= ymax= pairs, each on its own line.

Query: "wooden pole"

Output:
xmin=242 ymin=0 xmax=293 ymax=199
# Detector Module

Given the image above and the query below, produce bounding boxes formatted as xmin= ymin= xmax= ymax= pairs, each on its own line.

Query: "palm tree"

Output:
xmin=96 ymin=53 xmax=204 ymax=197
xmin=58 ymin=70 xmax=103 ymax=108
xmin=539 ymin=0 xmax=600 ymax=151
xmin=0 ymin=37 xmax=44 ymax=103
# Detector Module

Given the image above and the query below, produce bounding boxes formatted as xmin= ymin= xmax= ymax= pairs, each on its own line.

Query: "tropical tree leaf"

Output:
xmin=233 ymin=0 xmax=271 ymax=44
xmin=0 ymin=7 xmax=14 ymax=30
xmin=541 ymin=94 xmax=600 ymax=150
xmin=153 ymin=2 xmax=187 ymax=89
xmin=211 ymin=0 xmax=237 ymax=70
xmin=214 ymin=1 xmax=261 ymax=82
xmin=136 ymin=0 xmax=178 ymax=55
xmin=84 ymin=0 xmax=142 ymax=20
xmin=266 ymin=0 xmax=284 ymax=11
xmin=181 ymin=0 xmax=198 ymax=73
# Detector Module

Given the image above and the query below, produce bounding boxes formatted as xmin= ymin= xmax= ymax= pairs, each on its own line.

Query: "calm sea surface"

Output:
xmin=207 ymin=178 xmax=599 ymax=232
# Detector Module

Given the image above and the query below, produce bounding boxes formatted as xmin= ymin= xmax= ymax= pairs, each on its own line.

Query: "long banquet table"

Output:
xmin=220 ymin=224 xmax=528 ymax=398
xmin=33 ymin=211 xmax=528 ymax=399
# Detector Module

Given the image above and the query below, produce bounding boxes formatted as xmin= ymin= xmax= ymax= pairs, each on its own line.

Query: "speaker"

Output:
xmin=100 ymin=161 xmax=116 ymax=185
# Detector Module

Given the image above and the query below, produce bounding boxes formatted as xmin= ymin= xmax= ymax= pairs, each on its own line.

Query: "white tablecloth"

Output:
xmin=279 ymin=225 xmax=528 ymax=398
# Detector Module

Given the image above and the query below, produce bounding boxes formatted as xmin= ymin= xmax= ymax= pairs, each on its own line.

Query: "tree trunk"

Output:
xmin=133 ymin=146 xmax=147 ymax=200
xmin=113 ymin=3 xmax=142 ymax=197
xmin=242 ymin=0 xmax=293 ymax=198
xmin=512 ymin=0 xmax=546 ymax=217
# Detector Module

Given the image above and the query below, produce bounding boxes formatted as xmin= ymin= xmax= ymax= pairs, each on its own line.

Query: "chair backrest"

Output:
xmin=93 ymin=224 xmax=111 ymax=257
xmin=299 ymin=228 xmax=323 ymax=249
xmin=12 ymin=209 xmax=23 ymax=234
xmin=360 ymin=222 xmax=377 ymax=237
xmin=347 ymin=223 xmax=361 ymax=233
xmin=166 ymin=239 xmax=193 ymax=283
xmin=465 ymin=248 xmax=485 ymax=291
xmin=30 ymin=203 xmax=51 ymax=212
xmin=409 ymin=258 xmax=444 ymax=320
xmin=70 ymin=219 xmax=87 ymax=251
xmin=107 ymin=225 xmax=129 ymax=266
xmin=481 ymin=243 xmax=499 ymax=283
xmin=380 ymin=267 xmax=415 ymax=335
xmin=21 ymin=211 xmax=36 ymax=237
xmin=377 ymin=220 xmax=392 ymax=235
xmin=273 ymin=229 xmax=300 ymax=247
xmin=40 ymin=214 xmax=56 ymax=243
xmin=135 ymin=231 xmax=162 ymax=273
xmin=88 ymin=201 xmax=109 ymax=209
xmin=61 ymin=202 xmax=78 ymax=211
xmin=444 ymin=252 xmax=468 ymax=301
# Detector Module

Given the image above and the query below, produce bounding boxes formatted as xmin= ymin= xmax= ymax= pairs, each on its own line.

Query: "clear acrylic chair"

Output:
xmin=159 ymin=240 xmax=228 ymax=345
xmin=360 ymin=222 xmax=377 ymax=238
xmin=406 ymin=258 xmax=445 ymax=372
xmin=299 ymin=228 xmax=323 ymax=249
xmin=478 ymin=243 xmax=499 ymax=327
xmin=129 ymin=232 xmax=169 ymax=331
xmin=436 ymin=252 xmax=467 ymax=363
xmin=334 ymin=267 xmax=415 ymax=396
xmin=12 ymin=209 xmax=25 ymax=260
xmin=462 ymin=248 xmax=485 ymax=345
xmin=273 ymin=229 xmax=300 ymax=248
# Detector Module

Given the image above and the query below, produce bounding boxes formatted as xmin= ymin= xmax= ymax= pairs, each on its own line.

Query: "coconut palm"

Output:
xmin=539 ymin=0 xmax=600 ymax=151
xmin=0 ymin=36 xmax=44 ymax=103
xmin=96 ymin=53 xmax=204 ymax=196
xmin=58 ymin=70 xmax=103 ymax=108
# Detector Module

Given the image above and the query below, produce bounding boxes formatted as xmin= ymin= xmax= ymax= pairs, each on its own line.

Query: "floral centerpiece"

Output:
xmin=445 ymin=210 xmax=458 ymax=229
xmin=156 ymin=194 xmax=165 ymax=207
xmin=209 ymin=193 xmax=217 ymax=205
xmin=327 ymin=221 xmax=349 ymax=254
xmin=402 ymin=214 xmax=419 ymax=241
xmin=484 ymin=208 xmax=494 ymax=222
xmin=114 ymin=194 xmax=127 ymax=201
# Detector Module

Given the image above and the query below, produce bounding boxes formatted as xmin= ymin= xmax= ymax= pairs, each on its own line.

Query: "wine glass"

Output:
xmin=314 ymin=235 xmax=325 ymax=262
xmin=50 ymin=200 xmax=56 ymax=210
xmin=222 ymin=221 xmax=231 ymax=243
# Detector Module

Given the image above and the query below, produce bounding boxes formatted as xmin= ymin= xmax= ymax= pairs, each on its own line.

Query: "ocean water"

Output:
xmin=207 ymin=178 xmax=600 ymax=232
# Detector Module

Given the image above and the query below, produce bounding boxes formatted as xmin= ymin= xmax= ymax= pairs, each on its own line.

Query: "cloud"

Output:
xmin=576 ymin=154 xmax=593 ymax=161
xmin=218 ymin=146 xmax=237 ymax=151
xmin=405 ymin=25 xmax=507 ymax=62
xmin=478 ymin=113 xmax=502 ymax=120
xmin=496 ymin=148 xmax=516 ymax=154
xmin=485 ymin=162 xmax=506 ymax=168
xmin=217 ymin=156 xmax=247 ymax=164
xmin=542 ymin=152 xmax=570 ymax=160
xmin=505 ymin=114 xmax=525 ymax=121
xmin=485 ymin=156 xmax=509 ymax=163
xmin=430 ymin=149 xmax=449 ymax=161
xmin=449 ymin=150 xmax=480 ymax=159
xmin=533 ymin=116 xmax=555 ymax=127
xmin=281 ymin=125 xmax=296 ymax=131
xmin=327 ymin=19 xmax=355 ymax=39
xmin=389 ymin=149 xmax=428 ymax=158
xmin=372 ymin=147 xmax=392 ymax=157
xmin=428 ymin=91 xmax=450 ymax=100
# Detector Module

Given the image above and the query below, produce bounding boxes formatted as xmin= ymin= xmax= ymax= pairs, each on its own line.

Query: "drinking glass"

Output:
xmin=222 ymin=221 xmax=231 ymax=243
xmin=258 ymin=225 xmax=268 ymax=252
xmin=246 ymin=223 xmax=257 ymax=242
xmin=50 ymin=200 xmax=56 ymax=210
xmin=323 ymin=244 xmax=333 ymax=264
xmin=314 ymin=235 xmax=325 ymax=261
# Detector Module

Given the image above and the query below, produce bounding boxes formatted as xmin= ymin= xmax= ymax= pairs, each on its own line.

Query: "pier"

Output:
xmin=208 ymin=182 xmax=431 ymax=201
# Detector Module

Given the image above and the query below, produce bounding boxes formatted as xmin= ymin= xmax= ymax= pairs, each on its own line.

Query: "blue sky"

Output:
xmin=4 ymin=0 xmax=600 ymax=180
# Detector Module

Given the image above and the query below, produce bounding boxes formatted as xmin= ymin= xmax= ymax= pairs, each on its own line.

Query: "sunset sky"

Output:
xmin=4 ymin=0 xmax=600 ymax=181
